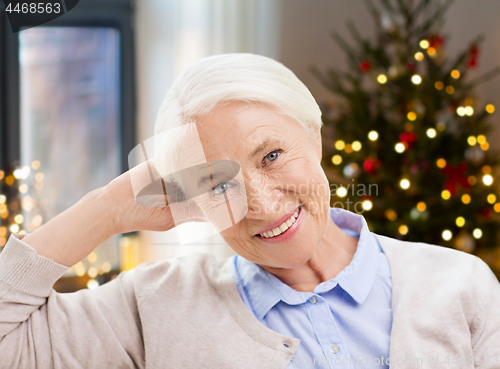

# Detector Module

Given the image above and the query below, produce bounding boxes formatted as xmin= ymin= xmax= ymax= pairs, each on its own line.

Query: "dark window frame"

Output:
xmin=0 ymin=0 xmax=136 ymax=177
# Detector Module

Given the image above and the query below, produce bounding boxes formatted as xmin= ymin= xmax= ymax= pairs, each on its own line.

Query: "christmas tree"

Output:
xmin=312 ymin=0 xmax=500 ymax=277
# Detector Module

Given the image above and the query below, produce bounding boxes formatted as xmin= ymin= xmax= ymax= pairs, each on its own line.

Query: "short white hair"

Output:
xmin=153 ymin=53 xmax=322 ymax=177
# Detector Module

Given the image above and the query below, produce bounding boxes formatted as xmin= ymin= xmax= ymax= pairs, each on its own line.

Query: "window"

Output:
xmin=0 ymin=0 xmax=136 ymax=291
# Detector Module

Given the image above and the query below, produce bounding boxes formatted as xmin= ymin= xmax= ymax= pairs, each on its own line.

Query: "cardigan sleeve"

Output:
xmin=0 ymin=233 xmax=145 ymax=369
xmin=470 ymin=255 xmax=500 ymax=365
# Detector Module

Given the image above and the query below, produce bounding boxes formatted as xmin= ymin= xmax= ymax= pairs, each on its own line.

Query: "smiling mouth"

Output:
xmin=257 ymin=206 xmax=301 ymax=238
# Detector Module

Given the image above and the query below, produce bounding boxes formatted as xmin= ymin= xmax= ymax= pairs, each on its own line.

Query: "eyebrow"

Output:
xmin=249 ymin=139 xmax=277 ymax=160
xmin=197 ymin=170 xmax=225 ymax=189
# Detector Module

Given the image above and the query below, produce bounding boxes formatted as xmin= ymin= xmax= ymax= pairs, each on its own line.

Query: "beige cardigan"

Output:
xmin=0 ymin=232 xmax=499 ymax=368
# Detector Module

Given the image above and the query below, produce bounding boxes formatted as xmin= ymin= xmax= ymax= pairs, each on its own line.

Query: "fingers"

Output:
xmin=129 ymin=160 xmax=168 ymax=208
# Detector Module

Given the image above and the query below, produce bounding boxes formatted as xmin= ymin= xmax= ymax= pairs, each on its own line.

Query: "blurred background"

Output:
xmin=1 ymin=0 xmax=500 ymax=292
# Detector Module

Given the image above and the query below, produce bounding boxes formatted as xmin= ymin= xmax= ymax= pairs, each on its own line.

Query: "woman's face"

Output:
xmin=195 ymin=101 xmax=332 ymax=270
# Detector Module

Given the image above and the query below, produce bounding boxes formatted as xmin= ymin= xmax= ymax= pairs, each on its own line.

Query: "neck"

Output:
xmin=263 ymin=218 xmax=358 ymax=292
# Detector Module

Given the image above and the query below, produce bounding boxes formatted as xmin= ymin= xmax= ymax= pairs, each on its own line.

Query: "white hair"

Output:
xmin=153 ymin=53 xmax=322 ymax=178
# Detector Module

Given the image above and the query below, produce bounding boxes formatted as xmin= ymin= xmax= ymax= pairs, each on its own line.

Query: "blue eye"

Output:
xmin=212 ymin=183 xmax=229 ymax=195
xmin=264 ymin=150 xmax=280 ymax=165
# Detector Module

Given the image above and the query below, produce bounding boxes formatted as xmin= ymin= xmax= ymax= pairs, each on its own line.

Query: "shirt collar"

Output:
xmin=233 ymin=207 xmax=382 ymax=321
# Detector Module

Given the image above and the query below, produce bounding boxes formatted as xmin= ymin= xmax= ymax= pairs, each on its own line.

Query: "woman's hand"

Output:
xmin=102 ymin=160 xmax=186 ymax=235
xmin=20 ymin=160 xmax=204 ymax=267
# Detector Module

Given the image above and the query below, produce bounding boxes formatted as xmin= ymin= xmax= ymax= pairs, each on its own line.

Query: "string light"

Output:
xmin=88 ymin=267 xmax=98 ymax=278
xmin=102 ymin=262 xmax=112 ymax=273
xmin=462 ymin=194 xmax=471 ymax=204
xmin=336 ymin=187 xmax=347 ymax=198
xmin=9 ymin=224 xmax=19 ymax=233
xmin=335 ymin=140 xmax=345 ymax=150
xmin=417 ymin=202 xmax=426 ymax=211
xmin=0 ymin=195 xmax=5 ymax=204
xmin=494 ymin=203 xmax=500 ymax=213
xmin=468 ymin=176 xmax=477 ymax=185
xmin=436 ymin=158 xmax=446 ymax=168
xmin=352 ymin=141 xmax=362 ymax=151
xmin=455 ymin=217 xmax=465 ymax=227
xmin=415 ymin=52 xmax=424 ymax=61
xmin=435 ymin=81 xmax=444 ymax=90
xmin=473 ymin=228 xmax=483 ymax=239
xmin=362 ymin=200 xmax=373 ymax=211
xmin=87 ymin=252 xmax=97 ymax=263
xmin=419 ymin=40 xmax=429 ymax=49
xmin=437 ymin=122 xmax=446 ymax=131
xmin=395 ymin=143 xmax=406 ymax=153
xmin=332 ymin=155 xmax=342 ymax=165
xmin=464 ymin=106 xmax=474 ymax=116
xmin=407 ymin=111 xmax=417 ymax=121
xmin=441 ymin=190 xmax=451 ymax=200
xmin=451 ymin=70 xmax=461 ymax=79
xmin=482 ymin=174 xmax=493 ymax=186
xmin=398 ymin=225 xmax=408 ymax=235
xmin=377 ymin=74 xmax=388 ymax=84
xmin=477 ymin=135 xmax=487 ymax=144
xmin=14 ymin=214 xmax=23 ymax=224
xmin=487 ymin=194 xmax=497 ymax=204
xmin=13 ymin=169 xmax=23 ymax=179
xmin=442 ymin=229 xmax=452 ymax=241
xmin=368 ymin=130 xmax=379 ymax=141
xmin=32 ymin=214 xmax=43 ymax=227
xmin=457 ymin=107 xmax=465 ymax=116
xmin=18 ymin=184 xmax=28 ymax=193
xmin=427 ymin=47 xmax=436 ymax=56
xmin=87 ymin=279 xmax=99 ymax=289
xmin=400 ymin=178 xmax=410 ymax=189
xmin=411 ymin=75 xmax=422 ymax=85
xmin=31 ymin=160 xmax=41 ymax=169
xmin=486 ymin=104 xmax=495 ymax=114
xmin=445 ymin=86 xmax=455 ymax=94
xmin=344 ymin=144 xmax=353 ymax=153
xmin=483 ymin=165 xmax=492 ymax=174
xmin=467 ymin=136 xmax=477 ymax=146
xmin=75 ymin=263 xmax=86 ymax=277
xmin=480 ymin=142 xmax=489 ymax=151
xmin=426 ymin=128 xmax=436 ymax=138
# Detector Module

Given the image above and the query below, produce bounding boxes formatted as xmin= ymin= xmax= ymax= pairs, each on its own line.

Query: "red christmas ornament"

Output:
xmin=441 ymin=162 xmax=470 ymax=196
xmin=428 ymin=35 xmax=444 ymax=48
xmin=467 ymin=45 xmax=480 ymax=68
xmin=399 ymin=132 xmax=418 ymax=148
xmin=359 ymin=61 xmax=372 ymax=72
xmin=363 ymin=157 xmax=382 ymax=175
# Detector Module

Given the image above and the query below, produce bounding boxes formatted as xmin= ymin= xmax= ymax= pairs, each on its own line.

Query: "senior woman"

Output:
xmin=0 ymin=54 xmax=499 ymax=369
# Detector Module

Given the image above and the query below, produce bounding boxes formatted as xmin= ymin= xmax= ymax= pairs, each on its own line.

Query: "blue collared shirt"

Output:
xmin=231 ymin=207 xmax=392 ymax=368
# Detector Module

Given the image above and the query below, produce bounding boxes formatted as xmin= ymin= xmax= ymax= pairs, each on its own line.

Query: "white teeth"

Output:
xmin=260 ymin=207 xmax=300 ymax=238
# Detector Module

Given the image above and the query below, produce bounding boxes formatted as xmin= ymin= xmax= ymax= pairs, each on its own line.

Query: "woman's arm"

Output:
xmin=0 ymin=162 xmax=177 ymax=368
xmin=20 ymin=188 xmax=117 ymax=267
xmin=21 ymin=161 xmax=176 ymax=267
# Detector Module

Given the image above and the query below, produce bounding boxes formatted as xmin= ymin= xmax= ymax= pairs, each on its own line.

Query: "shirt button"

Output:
xmin=330 ymin=345 xmax=339 ymax=354
xmin=309 ymin=296 xmax=317 ymax=304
